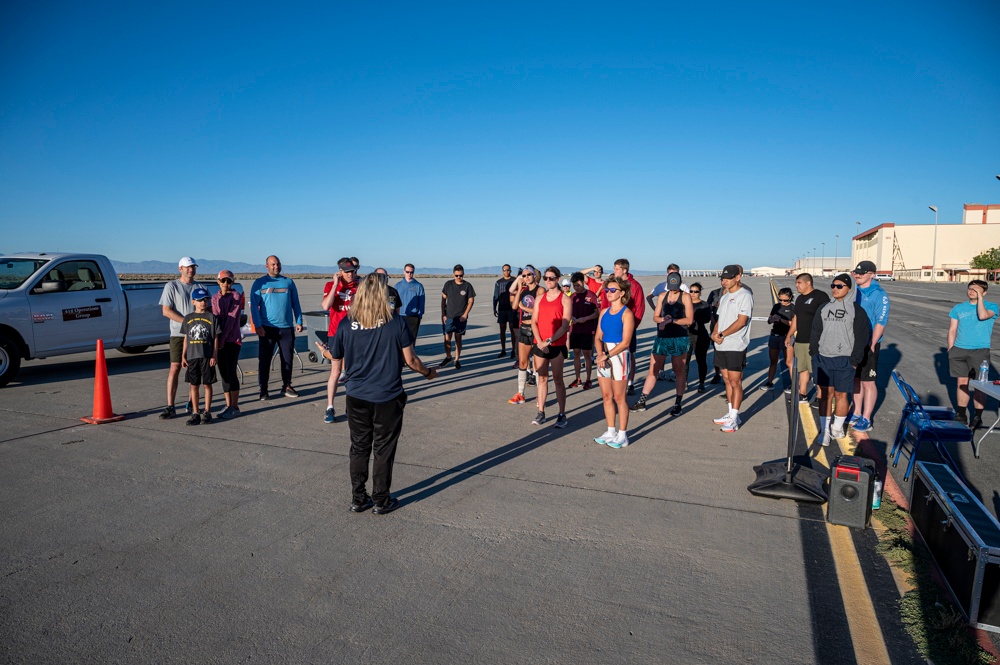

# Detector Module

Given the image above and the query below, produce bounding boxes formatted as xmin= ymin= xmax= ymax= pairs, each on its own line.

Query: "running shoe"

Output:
xmin=226 ymin=407 xmax=241 ymax=419
xmin=526 ymin=374 xmax=536 ymax=387
xmin=670 ymin=402 xmax=683 ymax=416
xmin=185 ymin=400 xmax=194 ymax=415
xmin=186 ymin=413 xmax=201 ymax=426
xmin=159 ymin=405 xmax=176 ymax=420
xmin=798 ymin=394 xmax=809 ymax=404
xmin=657 ymin=370 xmax=668 ymax=381
xmin=606 ymin=431 xmax=630 ymax=448
xmin=971 ymin=415 xmax=983 ymax=430
xmin=667 ymin=371 xmax=676 ymax=382
xmin=761 ymin=382 xmax=774 ymax=391
xmin=350 ymin=495 xmax=373 ymax=513
xmin=710 ymin=375 xmax=722 ymax=385
xmin=852 ymin=417 xmax=872 ymax=432
xmin=818 ymin=434 xmax=831 ymax=447
xmin=697 ymin=385 xmax=706 ymax=394
xmin=259 ymin=389 xmax=270 ymax=401
xmin=372 ymin=497 xmax=400 ymax=515
xmin=626 ymin=383 xmax=635 ymax=396
xmin=849 ymin=414 xmax=862 ymax=426
xmin=508 ymin=393 xmax=525 ymax=405
xmin=594 ymin=429 xmax=616 ymax=445
xmin=783 ymin=387 xmax=793 ymax=395
xmin=497 ymin=351 xmax=507 ymax=359
xmin=719 ymin=416 xmax=739 ymax=433
xmin=629 ymin=399 xmax=647 ymax=412
xmin=582 ymin=380 xmax=593 ymax=390
xmin=532 ymin=411 xmax=547 ymax=426
xmin=568 ymin=379 xmax=581 ymax=389
xmin=955 ymin=411 xmax=968 ymax=425
xmin=454 ymin=360 xmax=462 ymax=370
xmin=324 ymin=406 xmax=336 ymax=423
xmin=830 ymin=423 xmax=847 ymax=439
xmin=201 ymin=411 xmax=213 ymax=424
xmin=217 ymin=406 xmax=234 ymax=420
xmin=554 ymin=413 xmax=568 ymax=429
xmin=713 ymin=413 xmax=732 ymax=425
xmin=282 ymin=385 xmax=300 ymax=398
xmin=439 ymin=357 xmax=453 ymax=368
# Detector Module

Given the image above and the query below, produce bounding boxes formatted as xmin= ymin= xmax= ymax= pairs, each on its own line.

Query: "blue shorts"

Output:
xmin=652 ymin=336 xmax=690 ymax=357
xmin=815 ymin=355 xmax=854 ymax=394
xmin=443 ymin=317 xmax=467 ymax=336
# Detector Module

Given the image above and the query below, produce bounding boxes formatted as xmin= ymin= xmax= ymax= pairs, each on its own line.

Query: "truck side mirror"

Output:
xmin=37 ymin=280 xmax=67 ymax=293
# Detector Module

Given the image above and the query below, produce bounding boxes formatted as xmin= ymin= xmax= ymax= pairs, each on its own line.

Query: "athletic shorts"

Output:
xmin=532 ymin=345 xmax=568 ymax=360
xmin=855 ymin=343 xmax=880 ymax=382
xmin=714 ymin=350 xmax=747 ymax=372
xmin=497 ymin=310 xmax=520 ymax=326
xmin=652 ymin=336 xmax=690 ymax=357
xmin=518 ymin=327 xmax=534 ymax=345
xmin=629 ymin=330 xmax=638 ymax=356
xmin=814 ymin=355 xmax=855 ymax=393
xmin=169 ymin=336 xmax=184 ymax=364
xmin=598 ymin=349 xmax=630 ymax=381
xmin=442 ymin=317 xmax=467 ymax=336
xmin=949 ymin=346 xmax=990 ymax=379
xmin=793 ymin=342 xmax=812 ymax=373
xmin=569 ymin=332 xmax=595 ymax=351
xmin=185 ymin=358 xmax=217 ymax=385
xmin=767 ymin=334 xmax=786 ymax=351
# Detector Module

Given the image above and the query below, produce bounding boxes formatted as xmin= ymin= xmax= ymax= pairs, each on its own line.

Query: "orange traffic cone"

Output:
xmin=81 ymin=339 xmax=125 ymax=424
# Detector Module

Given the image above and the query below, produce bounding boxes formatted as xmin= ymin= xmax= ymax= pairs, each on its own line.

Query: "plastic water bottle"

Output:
xmin=872 ymin=477 xmax=883 ymax=510
xmin=979 ymin=360 xmax=990 ymax=382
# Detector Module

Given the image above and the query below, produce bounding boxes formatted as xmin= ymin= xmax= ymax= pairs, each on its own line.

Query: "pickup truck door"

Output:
xmin=28 ymin=259 xmax=125 ymax=356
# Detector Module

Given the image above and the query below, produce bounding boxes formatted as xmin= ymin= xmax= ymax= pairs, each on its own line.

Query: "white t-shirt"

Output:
xmin=715 ymin=286 xmax=753 ymax=351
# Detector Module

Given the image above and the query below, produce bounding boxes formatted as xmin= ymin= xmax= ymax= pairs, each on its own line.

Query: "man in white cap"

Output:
xmin=158 ymin=256 xmax=204 ymax=419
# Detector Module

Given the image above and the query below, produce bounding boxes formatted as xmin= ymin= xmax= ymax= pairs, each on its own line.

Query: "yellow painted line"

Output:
xmin=799 ymin=403 xmax=891 ymax=665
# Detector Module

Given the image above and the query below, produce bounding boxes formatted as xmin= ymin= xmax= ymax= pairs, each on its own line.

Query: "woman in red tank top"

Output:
xmin=529 ymin=266 xmax=572 ymax=428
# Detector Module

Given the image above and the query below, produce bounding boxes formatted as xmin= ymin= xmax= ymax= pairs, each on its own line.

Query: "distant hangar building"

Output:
xmin=852 ymin=204 xmax=1000 ymax=282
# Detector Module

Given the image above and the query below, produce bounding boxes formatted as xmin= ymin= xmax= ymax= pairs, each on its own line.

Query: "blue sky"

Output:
xmin=2 ymin=1 xmax=998 ymax=271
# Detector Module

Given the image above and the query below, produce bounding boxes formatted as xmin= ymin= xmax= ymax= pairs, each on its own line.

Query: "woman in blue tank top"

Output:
xmin=594 ymin=276 xmax=635 ymax=449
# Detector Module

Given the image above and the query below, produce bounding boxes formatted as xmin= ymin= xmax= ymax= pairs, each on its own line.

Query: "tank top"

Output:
xmin=601 ymin=306 xmax=625 ymax=344
xmin=519 ymin=285 xmax=544 ymax=328
xmin=536 ymin=291 xmax=568 ymax=346
xmin=658 ymin=293 xmax=687 ymax=338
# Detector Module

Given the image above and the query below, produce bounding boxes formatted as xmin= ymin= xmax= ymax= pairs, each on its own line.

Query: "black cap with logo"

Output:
xmin=853 ymin=260 xmax=877 ymax=274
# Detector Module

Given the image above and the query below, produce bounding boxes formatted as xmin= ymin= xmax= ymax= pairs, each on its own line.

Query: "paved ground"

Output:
xmin=0 ymin=275 xmax=960 ymax=663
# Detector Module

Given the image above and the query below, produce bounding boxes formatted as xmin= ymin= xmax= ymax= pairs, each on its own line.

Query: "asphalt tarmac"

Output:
xmin=0 ymin=275 xmax=953 ymax=663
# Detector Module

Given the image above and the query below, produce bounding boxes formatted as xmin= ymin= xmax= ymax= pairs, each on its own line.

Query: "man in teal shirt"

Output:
xmin=948 ymin=280 xmax=999 ymax=428
xmin=850 ymin=261 xmax=890 ymax=432
xmin=250 ymin=255 xmax=303 ymax=400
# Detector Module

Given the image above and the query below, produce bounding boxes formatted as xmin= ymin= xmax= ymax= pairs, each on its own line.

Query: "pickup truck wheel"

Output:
xmin=120 ymin=345 xmax=149 ymax=354
xmin=0 ymin=334 xmax=22 ymax=387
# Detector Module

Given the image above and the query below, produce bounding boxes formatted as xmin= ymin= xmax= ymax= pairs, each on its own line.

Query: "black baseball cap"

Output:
xmin=720 ymin=265 xmax=740 ymax=279
xmin=667 ymin=272 xmax=682 ymax=291
xmin=853 ymin=260 xmax=876 ymax=274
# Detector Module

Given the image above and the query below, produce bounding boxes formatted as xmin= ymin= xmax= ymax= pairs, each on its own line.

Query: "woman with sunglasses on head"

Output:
xmin=763 ymin=287 xmax=795 ymax=391
xmin=211 ymin=270 xmax=244 ymax=419
xmin=529 ymin=267 xmax=572 ymax=428
xmin=810 ymin=274 xmax=871 ymax=446
xmin=594 ymin=276 xmax=636 ymax=448
xmin=508 ymin=265 xmax=545 ymax=405
xmin=686 ymin=282 xmax=712 ymax=393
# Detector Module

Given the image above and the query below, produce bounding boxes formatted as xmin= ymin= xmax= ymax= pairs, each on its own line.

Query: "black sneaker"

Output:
xmin=372 ymin=497 xmax=400 ymax=515
xmin=627 ymin=383 xmax=635 ymax=396
xmin=259 ymin=389 xmax=270 ymax=401
xmin=710 ymin=375 xmax=722 ymax=385
xmin=497 ymin=351 xmax=507 ymax=359
xmin=629 ymin=399 xmax=647 ymax=413
xmin=554 ymin=413 xmax=568 ymax=429
xmin=439 ymin=357 xmax=453 ymax=368
xmin=526 ymin=373 xmax=536 ymax=387
xmin=971 ymin=415 xmax=983 ymax=430
xmin=218 ymin=406 xmax=235 ymax=420
xmin=186 ymin=413 xmax=201 ymax=426
xmin=532 ymin=411 xmax=547 ymax=426
xmin=454 ymin=360 xmax=462 ymax=370
xmin=201 ymin=411 xmax=213 ymax=424
xmin=955 ymin=410 xmax=969 ymax=425
xmin=671 ymin=402 xmax=683 ymax=416
xmin=282 ymin=385 xmax=300 ymax=398
xmin=697 ymin=384 xmax=706 ymax=394
xmin=159 ymin=405 xmax=176 ymax=420
xmin=350 ymin=495 xmax=374 ymax=513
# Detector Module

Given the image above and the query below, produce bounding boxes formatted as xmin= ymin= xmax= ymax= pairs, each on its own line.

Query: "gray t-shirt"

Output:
xmin=159 ymin=279 xmax=203 ymax=337
xmin=442 ymin=280 xmax=476 ymax=319
xmin=715 ymin=286 xmax=753 ymax=351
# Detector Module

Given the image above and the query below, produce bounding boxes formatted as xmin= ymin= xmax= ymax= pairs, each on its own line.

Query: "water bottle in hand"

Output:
xmin=979 ymin=360 xmax=990 ymax=382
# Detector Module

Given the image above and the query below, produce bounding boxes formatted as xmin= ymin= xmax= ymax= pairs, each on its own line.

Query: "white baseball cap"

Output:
xmin=178 ymin=256 xmax=198 ymax=268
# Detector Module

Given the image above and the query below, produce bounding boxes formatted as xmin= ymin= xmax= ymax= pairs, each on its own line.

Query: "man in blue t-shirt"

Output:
xmin=948 ymin=279 xmax=999 ymax=428
xmin=850 ymin=261 xmax=890 ymax=432
xmin=249 ymin=255 xmax=303 ymax=400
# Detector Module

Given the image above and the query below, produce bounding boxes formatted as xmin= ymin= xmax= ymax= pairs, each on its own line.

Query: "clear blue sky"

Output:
xmin=2 ymin=1 xmax=998 ymax=271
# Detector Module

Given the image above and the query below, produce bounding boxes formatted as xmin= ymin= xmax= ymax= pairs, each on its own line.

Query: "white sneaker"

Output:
xmin=818 ymin=434 xmax=831 ymax=447
xmin=720 ymin=415 xmax=741 ymax=433
xmin=830 ymin=424 xmax=847 ymax=439
xmin=607 ymin=431 xmax=630 ymax=448
xmin=713 ymin=413 xmax=731 ymax=425
xmin=594 ymin=429 xmax=617 ymax=445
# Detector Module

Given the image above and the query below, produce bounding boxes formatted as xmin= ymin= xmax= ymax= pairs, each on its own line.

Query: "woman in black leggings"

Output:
xmin=687 ymin=282 xmax=712 ymax=393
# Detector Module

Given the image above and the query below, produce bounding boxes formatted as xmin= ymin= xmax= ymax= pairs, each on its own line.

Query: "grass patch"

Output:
xmin=871 ymin=489 xmax=996 ymax=664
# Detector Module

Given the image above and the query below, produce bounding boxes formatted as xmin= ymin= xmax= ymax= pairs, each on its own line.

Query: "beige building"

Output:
xmin=789 ymin=257 xmax=853 ymax=276
xmin=852 ymin=204 xmax=1000 ymax=282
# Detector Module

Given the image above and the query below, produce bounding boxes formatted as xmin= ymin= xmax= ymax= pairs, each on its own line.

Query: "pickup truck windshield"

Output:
xmin=0 ymin=259 xmax=50 ymax=289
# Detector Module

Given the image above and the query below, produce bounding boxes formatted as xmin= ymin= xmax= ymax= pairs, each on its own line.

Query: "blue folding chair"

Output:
xmin=889 ymin=370 xmax=970 ymax=482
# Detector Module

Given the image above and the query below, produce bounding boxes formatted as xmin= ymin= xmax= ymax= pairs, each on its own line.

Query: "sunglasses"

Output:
xmin=778 ymin=298 xmax=792 ymax=303
xmin=454 ymin=274 xmax=464 ymax=278
xmin=606 ymin=287 xmax=620 ymax=293
xmin=690 ymin=289 xmax=701 ymax=294
xmin=218 ymin=278 xmax=233 ymax=284
xmin=831 ymin=283 xmax=847 ymax=290
xmin=404 ymin=270 xmax=414 ymax=274
xmin=543 ymin=276 xmax=557 ymax=281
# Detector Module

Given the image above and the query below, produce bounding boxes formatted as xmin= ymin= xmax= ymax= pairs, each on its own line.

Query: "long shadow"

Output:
xmin=930 ymin=345 xmax=956 ymax=409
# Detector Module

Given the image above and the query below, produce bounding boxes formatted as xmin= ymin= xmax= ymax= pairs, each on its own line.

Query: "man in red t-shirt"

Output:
xmin=319 ymin=257 xmax=360 ymax=423
xmin=584 ymin=265 xmax=607 ymax=308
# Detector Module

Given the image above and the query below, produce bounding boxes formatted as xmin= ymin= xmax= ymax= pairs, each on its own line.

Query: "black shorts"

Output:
xmin=497 ymin=310 xmax=520 ymax=326
xmin=569 ymin=332 xmax=595 ymax=351
xmin=442 ymin=317 xmax=467 ymax=336
xmin=518 ymin=327 xmax=534 ymax=346
xmin=532 ymin=345 xmax=568 ymax=360
xmin=185 ymin=358 xmax=217 ymax=385
xmin=948 ymin=346 xmax=990 ymax=379
xmin=714 ymin=350 xmax=747 ymax=372
xmin=855 ymin=343 xmax=880 ymax=382
xmin=815 ymin=355 xmax=854 ymax=393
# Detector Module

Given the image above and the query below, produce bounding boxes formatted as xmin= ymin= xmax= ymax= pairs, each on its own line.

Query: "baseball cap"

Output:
xmin=217 ymin=269 xmax=234 ymax=281
xmin=853 ymin=260 xmax=877 ymax=274
xmin=667 ymin=272 xmax=682 ymax=291
xmin=337 ymin=258 xmax=356 ymax=271
xmin=191 ymin=287 xmax=210 ymax=301
xmin=559 ymin=276 xmax=572 ymax=288
xmin=178 ymin=256 xmax=197 ymax=268
xmin=720 ymin=265 xmax=740 ymax=279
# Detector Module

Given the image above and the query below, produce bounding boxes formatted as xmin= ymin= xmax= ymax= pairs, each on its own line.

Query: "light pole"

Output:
xmin=834 ymin=235 xmax=839 ymax=272
xmin=929 ymin=206 xmax=939 ymax=282
xmin=821 ymin=242 xmax=826 ymax=275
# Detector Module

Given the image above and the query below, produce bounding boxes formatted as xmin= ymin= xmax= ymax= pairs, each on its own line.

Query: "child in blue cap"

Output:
xmin=181 ymin=287 xmax=220 ymax=425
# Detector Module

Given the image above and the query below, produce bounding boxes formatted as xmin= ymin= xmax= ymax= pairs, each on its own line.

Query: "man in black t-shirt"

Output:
xmin=493 ymin=264 xmax=517 ymax=360
xmin=785 ymin=273 xmax=830 ymax=403
xmin=441 ymin=264 xmax=476 ymax=370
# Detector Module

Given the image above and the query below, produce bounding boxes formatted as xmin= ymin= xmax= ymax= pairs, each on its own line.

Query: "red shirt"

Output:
xmin=323 ymin=277 xmax=359 ymax=336
xmin=571 ymin=290 xmax=600 ymax=335
xmin=535 ymin=291 xmax=569 ymax=346
xmin=625 ymin=273 xmax=645 ymax=322
xmin=587 ymin=277 xmax=607 ymax=309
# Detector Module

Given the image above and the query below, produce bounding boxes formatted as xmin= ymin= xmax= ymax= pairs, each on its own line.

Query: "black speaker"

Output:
xmin=827 ymin=456 xmax=875 ymax=529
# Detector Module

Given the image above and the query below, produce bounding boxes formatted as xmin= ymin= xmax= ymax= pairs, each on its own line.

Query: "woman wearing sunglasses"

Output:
xmin=686 ymin=282 xmax=713 ymax=393
xmin=508 ymin=266 xmax=545 ymax=405
xmin=594 ymin=276 xmax=636 ymax=448
xmin=763 ymin=287 xmax=795 ymax=391
xmin=810 ymin=274 xmax=871 ymax=445
xmin=211 ymin=269 xmax=244 ymax=419
xmin=529 ymin=267 xmax=572 ymax=428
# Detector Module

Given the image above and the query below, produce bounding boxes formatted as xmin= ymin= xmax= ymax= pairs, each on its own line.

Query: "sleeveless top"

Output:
xmin=536 ymin=292 xmax=568 ymax=346
xmin=519 ymin=285 xmax=544 ymax=328
xmin=658 ymin=293 xmax=687 ymax=339
xmin=600 ymin=306 xmax=626 ymax=344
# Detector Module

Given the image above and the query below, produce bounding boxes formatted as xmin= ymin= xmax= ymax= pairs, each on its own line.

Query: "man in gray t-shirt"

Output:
xmin=710 ymin=264 xmax=753 ymax=432
xmin=158 ymin=256 xmax=204 ymax=419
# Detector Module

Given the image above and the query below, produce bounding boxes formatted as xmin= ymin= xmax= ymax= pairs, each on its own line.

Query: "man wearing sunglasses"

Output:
xmin=320 ymin=258 xmax=361 ymax=423
xmin=493 ymin=264 xmax=518 ymax=359
xmin=850 ymin=260 xmax=891 ymax=432
xmin=441 ymin=264 xmax=476 ymax=370
xmin=395 ymin=263 xmax=425 ymax=341
xmin=711 ymin=264 xmax=753 ymax=432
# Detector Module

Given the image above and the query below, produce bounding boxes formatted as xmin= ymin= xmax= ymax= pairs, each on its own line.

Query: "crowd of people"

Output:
xmin=154 ymin=253 xmax=1000 ymax=511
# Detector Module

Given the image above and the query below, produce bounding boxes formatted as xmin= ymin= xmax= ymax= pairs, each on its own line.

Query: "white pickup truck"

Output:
xmin=0 ymin=252 xmax=236 ymax=387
